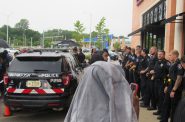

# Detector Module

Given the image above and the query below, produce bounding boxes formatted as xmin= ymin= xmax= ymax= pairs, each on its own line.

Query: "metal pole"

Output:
xmin=25 ymin=35 xmax=27 ymax=47
xmin=31 ymin=37 xmax=33 ymax=48
xmin=52 ymin=37 xmax=54 ymax=48
xmin=6 ymin=16 xmax=9 ymax=43
xmin=9 ymin=37 xmax=11 ymax=46
xmin=89 ymin=13 xmax=92 ymax=48
xmin=43 ymin=31 xmax=45 ymax=48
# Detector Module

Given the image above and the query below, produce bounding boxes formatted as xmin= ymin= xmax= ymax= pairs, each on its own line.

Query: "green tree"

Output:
xmin=114 ymin=42 xmax=121 ymax=51
xmin=15 ymin=19 xmax=30 ymax=46
xmin=74 ymin=20 xmax=85 ymax=42
xmin=74 ymin=20 xmax=85 ymax=34
xmin=15 ymin=19 xmax=29 ymax=30
xmin=96 ymin=17 xmax=106 ymax=41
xmin=95 ymin=17 xmax=109 ymax=49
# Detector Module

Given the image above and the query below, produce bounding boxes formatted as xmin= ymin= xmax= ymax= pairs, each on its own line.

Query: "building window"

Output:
xmin=141 ymin=0 xmax=166 ymax=50
xmin=154 ymin=7 xmax=158 ymax=22
xmin=142 ymin=0 xmax=166 ymax=26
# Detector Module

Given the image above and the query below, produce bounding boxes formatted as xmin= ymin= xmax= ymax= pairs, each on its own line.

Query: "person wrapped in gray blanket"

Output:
xmin=64 ymin=61 xmax=139 ymax=122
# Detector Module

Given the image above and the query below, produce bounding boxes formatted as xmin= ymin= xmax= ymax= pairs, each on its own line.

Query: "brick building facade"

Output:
xmin=129 ymin=0 xmax=185 ymax=56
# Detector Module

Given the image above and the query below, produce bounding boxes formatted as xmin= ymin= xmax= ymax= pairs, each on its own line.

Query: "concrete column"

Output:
xmin=164 ymin=0 xmax=176 ymax=57
xmin=174 ymin=0 xmax=184 ymax=57
xmin=181 ymin=1 xmax=185 ymax=55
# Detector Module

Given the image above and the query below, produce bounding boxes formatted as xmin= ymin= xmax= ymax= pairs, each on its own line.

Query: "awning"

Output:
xmin=161 ymin=12 xmax=185 ymax=24
xmin=128 ymin=12 xmax=185 ymax=37
xmin=128 ymin=28 xmax=143 ymax=37
xmin=128 ymin=20 xmax=164 ymax=37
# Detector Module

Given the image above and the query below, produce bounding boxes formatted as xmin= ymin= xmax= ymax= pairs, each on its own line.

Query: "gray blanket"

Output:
xmin=64 ymin=61 xmax=137 ymax=122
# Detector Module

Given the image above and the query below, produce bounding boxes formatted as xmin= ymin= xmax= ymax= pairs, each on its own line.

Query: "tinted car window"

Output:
xmin=8 ymin=57 xmax=62 ymax=73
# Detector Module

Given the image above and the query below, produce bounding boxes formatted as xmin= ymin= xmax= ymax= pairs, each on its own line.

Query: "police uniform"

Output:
xmin=138 ymin=55 xmax=150 ymax=105
xmin=153 ymin=59 xmax=170 ymax=115
xmin=182 ymin=72 xmax=185 ymax=97
xmin=161 ymin=59 xmax=184 ymax=122
xmin=133 ymin=55 xmax=145 ymax=97
xmin=145 ymin=55 xmax=158 ymax=109
xmin=122 ymin=52 xmax=131 ymax=81
xmin=128 ymin=54 xmax=136 ymax=84
xmin=122 ymin=52 xmax=129 ymax=67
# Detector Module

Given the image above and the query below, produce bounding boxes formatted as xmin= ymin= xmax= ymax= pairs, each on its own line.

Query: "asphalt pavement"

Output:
xmin=0 ymin=99 xmax=159 ymax=122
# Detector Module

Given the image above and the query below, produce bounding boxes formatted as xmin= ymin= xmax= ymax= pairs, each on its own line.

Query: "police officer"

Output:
xmin=122 ymin=47 xmax=131 ymax=81
xmin=161 ymin=50 xmax=184 ymax=122
xmin=127 ymin=48 xmax=137 ymax=84
xmin=130 ymin=50 xmax=143 ymax=97
xmin=180 ymin=55 xmax=185 ymax=98
xmin=139 ymin=49 xmax=150 ymax=107
xmin=121 ymin=47 xmax=127 ymax=66
xmin=173 ymin=56 xmax=185 ymax=122
xmin=150 ymin=50 xmax=170 ymax=119
xmin=140 ymin=46 xmax=158 ymax=110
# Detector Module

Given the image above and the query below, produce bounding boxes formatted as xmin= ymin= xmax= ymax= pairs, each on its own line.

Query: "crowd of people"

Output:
xmin=120 ymin=45 xmax=185 ymax=122
xmin=1 ymin=46 xmax=184 ymax=121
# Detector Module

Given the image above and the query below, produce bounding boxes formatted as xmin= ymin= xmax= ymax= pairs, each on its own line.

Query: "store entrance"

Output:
xmin=141 ymin=24 xmax=165 ymax=50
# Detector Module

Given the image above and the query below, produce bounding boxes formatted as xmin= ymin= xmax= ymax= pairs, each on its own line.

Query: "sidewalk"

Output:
xmin=139 ymin=107 xmax=159 ymax=122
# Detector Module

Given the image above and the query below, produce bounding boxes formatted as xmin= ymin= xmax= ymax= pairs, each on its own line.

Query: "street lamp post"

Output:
xmin=89 ymin=14 xmax=92 ymax=48
xmin=31 ymin=37 xmax=33 ymax=48
xmin=42 ymin=31 xmax=45 ymax=48
xmin=6 ymin=15 xmax=10 ymax=43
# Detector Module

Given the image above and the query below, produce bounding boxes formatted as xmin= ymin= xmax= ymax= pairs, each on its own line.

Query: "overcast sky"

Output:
xmin=0 ymin=0 xmax=133 ymax=36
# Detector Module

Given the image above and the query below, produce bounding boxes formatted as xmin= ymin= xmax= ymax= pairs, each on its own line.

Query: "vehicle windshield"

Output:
xmin=8 ymin=57 xmax=62 ymax=73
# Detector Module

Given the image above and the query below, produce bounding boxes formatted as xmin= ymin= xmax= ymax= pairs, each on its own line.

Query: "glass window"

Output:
xmin=9 ymin=57 xmax=62 ymax=73
xmin=153 ymin=35 xmax=157 ymax=47
xmin=157 ymin=38 xmax=162 ymax=50
xmin=149 ymin=33 xmax=153 ymax=47
xmin=147 ymin=13 xmax=150 ymax=25
xmin=164 ymin=1 xmax=166 ymax=18
xmin=154 ymin=7 xmax=158 ymax=22
xmin=150 ymin=11 xmax=154 ymax=24
xmin=159 ymin=3 xmax=163 ymax=20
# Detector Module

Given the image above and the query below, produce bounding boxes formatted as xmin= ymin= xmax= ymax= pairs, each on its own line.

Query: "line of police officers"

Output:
xmin=121 ymin=46 xmax=185 ymax=122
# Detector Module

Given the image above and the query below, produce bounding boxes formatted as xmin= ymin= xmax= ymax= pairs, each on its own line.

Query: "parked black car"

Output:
xmin=4 ymin=51 xmax=80 ymax=112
